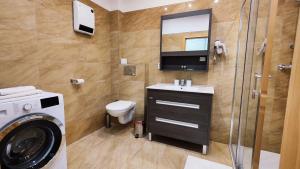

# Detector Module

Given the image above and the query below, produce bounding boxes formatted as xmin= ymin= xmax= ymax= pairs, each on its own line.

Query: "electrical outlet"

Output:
xmin=120 ymin=58 xmax=127 ymax=65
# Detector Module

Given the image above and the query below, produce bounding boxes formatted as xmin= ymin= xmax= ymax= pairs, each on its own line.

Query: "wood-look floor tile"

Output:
xmin=67 ymin=126 xmax=232 ymax=169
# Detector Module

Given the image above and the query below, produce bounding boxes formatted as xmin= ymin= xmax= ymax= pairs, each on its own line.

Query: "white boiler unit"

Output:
xmin=73 ymin=1 xmax=95 ymax=36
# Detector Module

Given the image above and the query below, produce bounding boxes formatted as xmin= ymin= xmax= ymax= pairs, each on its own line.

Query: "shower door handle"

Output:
xmin=252 ymin=73 xmax=261 ymax=99
xmin=252 ymin=73 xmax=272 ymax=99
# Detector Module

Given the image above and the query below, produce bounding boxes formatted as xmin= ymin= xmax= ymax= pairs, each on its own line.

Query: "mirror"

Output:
xmin=162 ymin=12 xmax=211 ymax=52
xmin=160 ymin=9 xmax=212 ymax=71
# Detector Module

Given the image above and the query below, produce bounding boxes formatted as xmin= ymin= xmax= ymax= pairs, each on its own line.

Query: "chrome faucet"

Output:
xmin=278 ymin=64 xmax=292 ymax=71
xmin=179 ymin=79 xmax=186 ymax=86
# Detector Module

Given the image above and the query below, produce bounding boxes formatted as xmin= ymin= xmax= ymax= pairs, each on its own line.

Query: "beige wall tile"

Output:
xmin=0 ymin=60 xmax=40 ymax=88
xmin=0 ymin=0 xmax=112 ymax=145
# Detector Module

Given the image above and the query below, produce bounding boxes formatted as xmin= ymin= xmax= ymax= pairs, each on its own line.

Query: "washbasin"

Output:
xmin=146 ymin=83 xmax=214 ymax=94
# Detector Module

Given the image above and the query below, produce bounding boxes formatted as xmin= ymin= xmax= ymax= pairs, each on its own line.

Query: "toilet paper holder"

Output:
xmin=70 ymin=79 xmax=85 ymax=85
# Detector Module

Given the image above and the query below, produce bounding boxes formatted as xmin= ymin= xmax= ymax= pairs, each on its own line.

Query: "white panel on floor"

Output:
xmin=184 ymin=155 xmax=232 ymax=169
xmin=242 ymin=146 xmax=280 ymax=169
xmin=259 ymin=150 xmax=280 ymax=169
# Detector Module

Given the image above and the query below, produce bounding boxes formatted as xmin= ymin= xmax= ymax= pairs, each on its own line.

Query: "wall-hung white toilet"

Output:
xmin=105 ymin=100 xmax=136 ymax=127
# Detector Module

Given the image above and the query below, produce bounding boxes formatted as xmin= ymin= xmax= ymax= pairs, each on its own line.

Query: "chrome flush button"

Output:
xmin=23 ymin=104 xmax=32 ymax=111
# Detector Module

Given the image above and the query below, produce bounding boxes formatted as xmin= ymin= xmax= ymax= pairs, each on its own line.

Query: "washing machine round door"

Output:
xmin=0 ymin=113 xmax=63 ymax=169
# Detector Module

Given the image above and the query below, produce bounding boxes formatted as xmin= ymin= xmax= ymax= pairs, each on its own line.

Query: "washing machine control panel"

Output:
xmin=23 ymin=103 xmax=32 ymax=111
xmin=12 ymin=100 xmax=41 ymax=114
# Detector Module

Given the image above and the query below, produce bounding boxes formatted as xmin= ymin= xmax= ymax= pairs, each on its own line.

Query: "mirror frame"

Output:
xmin=160 ymin=9 xmax=212 ymax=71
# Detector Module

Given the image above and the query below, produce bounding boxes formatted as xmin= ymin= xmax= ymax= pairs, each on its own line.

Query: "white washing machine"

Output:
xmin=0 ymin=92 xmax=67 ymax=169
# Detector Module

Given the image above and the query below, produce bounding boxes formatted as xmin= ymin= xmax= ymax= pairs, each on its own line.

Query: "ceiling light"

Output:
xmin=188 ymin=3 xmax=192 ymax=8
xmin=164 ymin=7 xmax=168 ymax=11
xmin=214 ymin=0 xmax=219 ymax=3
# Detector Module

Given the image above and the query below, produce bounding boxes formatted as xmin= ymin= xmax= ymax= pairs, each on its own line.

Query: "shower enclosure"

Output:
xmin=229 ymin=0 xmax=294 ymax=168
xmin=229 ymin=0 xmax=265 ymax=168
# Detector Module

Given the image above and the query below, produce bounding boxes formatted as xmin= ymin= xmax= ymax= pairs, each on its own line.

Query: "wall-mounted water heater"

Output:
xmin=73 ymin=1 xmax=95 ymax=36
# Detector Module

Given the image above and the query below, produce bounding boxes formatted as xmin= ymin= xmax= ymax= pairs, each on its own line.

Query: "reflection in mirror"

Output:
xmin=162 ymin=14 xmax=210 ymax=52
xmin=185 ymin=37 xmax=208 ymax=51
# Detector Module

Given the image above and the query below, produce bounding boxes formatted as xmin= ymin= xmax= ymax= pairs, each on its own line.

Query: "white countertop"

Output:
xmin=147 ymin=83 xmax=214 ymax=94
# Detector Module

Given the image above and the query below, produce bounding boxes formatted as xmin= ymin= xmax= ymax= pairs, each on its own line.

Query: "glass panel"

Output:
xmin=0 ymin=120 xmax=62 ymax=169
xmin=242 ymin=0 xmax=270 ymax=168
xmin=5 ymin=127 xmax=47 ymax=165
xmin=230 ymin=0 xmax=295 ymax=168
xmin=230 ymin=0 xmax=253 ymax=166
xmin=259 ymin=0 xmax=297 ymax=168
xmin=230 ymin=0 xmax=271 ymax=168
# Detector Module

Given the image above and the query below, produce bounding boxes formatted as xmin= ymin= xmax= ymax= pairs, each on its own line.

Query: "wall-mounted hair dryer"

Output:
xmin=214 ymin=40 xmax=227 ymax=55
xmin=213 ymin=40 xmax=227 ymax=63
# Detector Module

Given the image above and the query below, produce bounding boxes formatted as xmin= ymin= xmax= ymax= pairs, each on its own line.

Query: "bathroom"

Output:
xmin=0 ymin=0 xmax=299 ymax=169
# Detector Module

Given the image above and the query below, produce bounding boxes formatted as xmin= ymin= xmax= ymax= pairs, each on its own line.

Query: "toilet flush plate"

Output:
xmin=124 ymin=65 xmax=136 ymax=76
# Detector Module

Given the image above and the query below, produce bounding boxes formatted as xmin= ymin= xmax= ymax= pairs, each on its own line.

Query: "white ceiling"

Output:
xmin=91 ymin=0 xmax=194 ymax=12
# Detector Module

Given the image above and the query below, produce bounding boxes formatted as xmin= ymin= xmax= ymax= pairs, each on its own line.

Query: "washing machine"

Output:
xmin=0 ymin=92 xmax=67 ymax=169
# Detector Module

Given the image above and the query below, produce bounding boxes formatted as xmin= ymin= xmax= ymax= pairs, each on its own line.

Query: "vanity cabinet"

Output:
xmin=146 ymin=89 xmax=213 ymax=154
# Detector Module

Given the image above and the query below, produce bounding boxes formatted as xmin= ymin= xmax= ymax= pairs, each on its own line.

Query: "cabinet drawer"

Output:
xmin=153 ymin=99 xmax=210 ymax=113
xmin=149 ymin=106 xmax=209 ymax=124
xmin=148 ymin=116 xmax=209 ymax=145
xmin=148 ymin=89 xmax=212 ymax=106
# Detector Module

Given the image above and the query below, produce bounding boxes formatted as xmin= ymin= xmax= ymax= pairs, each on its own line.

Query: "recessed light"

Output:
xmin=214 ymin=0 xmax=219 ymax=3
xmin=188 ymin=3 xmax=192 ymax=8
xmin=164 ymin=7 xmax=168 ymax=11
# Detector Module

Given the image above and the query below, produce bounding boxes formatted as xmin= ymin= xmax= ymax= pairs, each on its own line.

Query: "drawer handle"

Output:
xmin=155 ymin=117 xmax=199 ymax=129
xmin=156 ymin=100 xmax=200 ymax=109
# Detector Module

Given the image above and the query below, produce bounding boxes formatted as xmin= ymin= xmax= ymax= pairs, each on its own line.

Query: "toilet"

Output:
xmin=105 ymin=100 xmax=136 ymax=127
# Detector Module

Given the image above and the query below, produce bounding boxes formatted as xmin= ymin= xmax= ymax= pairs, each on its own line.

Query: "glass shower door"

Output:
xmin=230 ymin=0 xmax=261 ymax=167
xmin=230 ymin=0 xmax=273 ymax=168
xmin=229 ymin=0 xmax=253 ymax=164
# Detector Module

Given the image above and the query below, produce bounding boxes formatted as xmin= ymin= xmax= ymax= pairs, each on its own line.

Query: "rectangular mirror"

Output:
xmin=160 ymin=9 xmax=212 ymax=71
xmin=162 ymin=14 xmax=210 ymax=52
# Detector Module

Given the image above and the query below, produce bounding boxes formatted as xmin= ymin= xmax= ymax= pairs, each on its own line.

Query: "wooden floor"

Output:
xmin=67 ymin=126 xmax=232 ymax=169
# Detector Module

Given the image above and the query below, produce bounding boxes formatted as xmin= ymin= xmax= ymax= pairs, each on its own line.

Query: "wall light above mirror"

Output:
xmin=160 ymin=9 xmax=212 ymax=71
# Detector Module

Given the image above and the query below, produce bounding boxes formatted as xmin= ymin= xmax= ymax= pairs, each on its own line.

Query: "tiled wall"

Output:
xmin=262 ymin=0 xmax=299 ymax=153
xmin=111 ymin=0 xmax=241 ymax=143
xmin=0 ymin=0 xmax=112 ymax=145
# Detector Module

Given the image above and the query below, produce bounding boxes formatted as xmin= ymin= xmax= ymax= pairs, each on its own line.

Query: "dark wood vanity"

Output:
xmin=147 ymin=8 xmax=214 ymax=154
xmin=146 ymin=85 xmax=213 ymax=154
